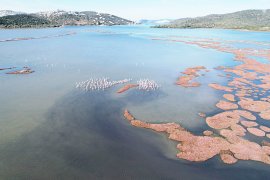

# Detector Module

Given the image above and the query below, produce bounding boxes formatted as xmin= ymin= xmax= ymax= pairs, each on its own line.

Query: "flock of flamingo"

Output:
xmin=75 ymin=77 xmax=159 ymax=92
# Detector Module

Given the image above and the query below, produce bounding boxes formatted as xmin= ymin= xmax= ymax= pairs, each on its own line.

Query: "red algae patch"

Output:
xmin=233 ymin=110 xmax=256 ymax=121
xmin=240 ymin=121 xmax=258 ymax=128
xmin=230 ymin=77 xmax=255 ymax=87
xmin=223 ymin=94 xmax=236 ymax=102
xmin=124 ymin=109 xmax=135 ymax=121
xmin=176 ymin=66 xmax=206 ymax=88
xmin=220 ymin=129 xmax=270 ymax=164
xmin=216 ymin=100 xmax=238 ymax=110
xmin=231 ymin=124 xmax=246 ymax=137
xmin=117 ymin=84 xmax=138 ymax=93
xmin=247 ymin=128 xmax=266 ymax=137
xmin=176 ymin=136 xmax=230 ymax=162
xmin=224 ymin=69 xmax=257 ymax=80
xmin=260 ymin=126 xmax=270 ymax=133
xmin=239 ymin=98 xmax=270 ymax=120
xmin=206 ymin=110 xmax=256 ymax=130
xmin=206 ymin=111 xmax=240 ymax=129
xmin=176 ymin=76 xmax=200 ymax=87
xmin=146 ymin=36 xmax=270 ymax=165
xmin=124 ymin=110 xmax=270 ymax=165
xmin=203 ymin=130 xmax=213 ymax=136
xmin=182 ymin=66 xmax=206 ymax=76
xmin=235 ymin=91 xmax=249 ymax=98
xmin=209 ymin=83 xmax=233 ymax=92
xmin=6 ymin=67 xmax=34 ymax=74
xmin=262 ymin=146 xmax=270 ymax=155
xmin=259 ymin=110 xmax=270 ymax=121
xmin=238 ymin=98 xmax=270 ymax=112
xmin=124 ymin=110 xmax=230 ymax=162
xmin=220 ymin=151 xmax=238 ymax=164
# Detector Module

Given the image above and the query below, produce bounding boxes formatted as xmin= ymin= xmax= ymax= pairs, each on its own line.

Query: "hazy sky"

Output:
xmin=1 ymin=0 xmax=270 ymax=20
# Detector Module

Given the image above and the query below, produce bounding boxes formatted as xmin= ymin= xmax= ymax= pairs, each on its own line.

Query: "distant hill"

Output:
xmin=0 ymin=10 xmax=25 ymax=17
xmin=155 ymin=9 xmax=270 ymax=31
xmin=0 ymin=14 xmax=58 ymax=28
xmin=138 ymin=19 xmax=172 ymax=25
xmin=0 ymin=10 xmax=133 ymax=28
xmin=33 ymin=10 xmax=133 ymax=26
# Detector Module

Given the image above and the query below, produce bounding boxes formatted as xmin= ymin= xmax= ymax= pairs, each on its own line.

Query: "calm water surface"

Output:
xmin=0 ymin=25 xmax=270 ymax=179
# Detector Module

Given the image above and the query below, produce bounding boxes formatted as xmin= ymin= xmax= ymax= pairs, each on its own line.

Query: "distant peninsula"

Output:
xmin=155 ymin=9 xmax=270 ymax=31
xmin=0 ymin=10 xmax=133 ymax=29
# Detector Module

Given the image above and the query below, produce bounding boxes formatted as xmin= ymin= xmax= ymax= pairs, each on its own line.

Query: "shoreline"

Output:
xmin=2 ymin=25 xmax=269 ymax=33
xmin=152 ymin=26 xmax=270 ymax=32
xmin=0 ymin=23 xmax=135 ymax=30
xmin=124 ymin=34 xmax=270 ymax=165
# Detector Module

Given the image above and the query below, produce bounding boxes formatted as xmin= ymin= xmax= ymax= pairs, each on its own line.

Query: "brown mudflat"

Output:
xmin=176 ymin=66 xmax=207 ymax=87
xmin=117 ymin=84 xmax=138 ymax=93
xmin=123 ymin=36 xmax=270 ymax=166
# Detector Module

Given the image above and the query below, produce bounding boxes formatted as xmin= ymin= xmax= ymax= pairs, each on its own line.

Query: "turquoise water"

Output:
xmin=0 ymin=25 xmax=270 ymax=179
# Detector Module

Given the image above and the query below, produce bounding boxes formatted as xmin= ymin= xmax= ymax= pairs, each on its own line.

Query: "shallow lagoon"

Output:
xmin=0 ymin=25 xmax=270 ymax=179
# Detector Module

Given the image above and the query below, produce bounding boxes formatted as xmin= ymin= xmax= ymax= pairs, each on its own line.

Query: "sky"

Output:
xmin=1 ymin=0 xmax=270 ymax=20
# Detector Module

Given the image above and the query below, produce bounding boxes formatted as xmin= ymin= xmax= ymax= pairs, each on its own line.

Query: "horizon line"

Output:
xmin=0 ymin=8 xmax=269 ymax=21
